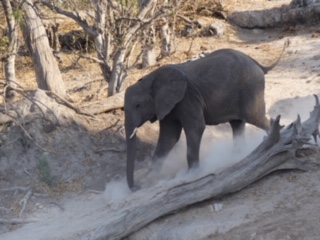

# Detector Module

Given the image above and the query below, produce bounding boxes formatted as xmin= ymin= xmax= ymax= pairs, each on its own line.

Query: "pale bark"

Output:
xmin=22 ymin=0 xmax=67 ymax=98
xmin=159 ymin=16 xmax=171 ymax=58
xmin=108 ymin=50 xmax=126 ymax=96
xmin=140 ymin=0 xmax=157 ymax=68
xmin=228 ymin=3 xmax=320 ymax=28
xmin=92 ymin=0 xmax=112 ymax=83
xmin=81 ymin=91 xmax=125 ymax=115
xmin=159 ymin=0 xmax=170 ymax=58
xmin=1 ymin=0 xmax=19 ymax=89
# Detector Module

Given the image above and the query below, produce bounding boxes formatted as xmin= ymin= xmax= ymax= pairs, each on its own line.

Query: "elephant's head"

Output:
xmin=124 ymin=66 xmax=188 ymax=190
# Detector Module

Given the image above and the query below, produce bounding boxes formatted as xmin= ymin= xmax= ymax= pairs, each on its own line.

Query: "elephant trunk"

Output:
xmin=125 ymin=120 xmax=137 ymax=190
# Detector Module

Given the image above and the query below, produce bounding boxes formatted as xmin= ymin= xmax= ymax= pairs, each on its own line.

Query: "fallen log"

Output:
xmin=80 ymin=91 xmax=124 ymax=115
xmin=227 ymin=3 xmax=320 ymax=28
xmin=85 ymin=95 xmax=320 ymax=240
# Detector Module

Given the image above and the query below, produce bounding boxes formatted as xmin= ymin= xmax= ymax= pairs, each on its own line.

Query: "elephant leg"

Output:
xmin=229 ymin=120 xmax=245 ymax=139
xmin=229 ymin=120 xmax=246 ymax=152
xmin=152 ymin=118 xmax=182 ymax=170
xmin=183 ymin=121 xmax=205 ymax=169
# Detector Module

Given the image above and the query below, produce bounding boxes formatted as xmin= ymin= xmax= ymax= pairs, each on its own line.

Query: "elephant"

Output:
xmin=124 ymin=43 xmax=287 ymax=190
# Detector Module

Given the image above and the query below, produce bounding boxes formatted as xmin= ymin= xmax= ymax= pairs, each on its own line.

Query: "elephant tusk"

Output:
xmin=129 ymin=128 xmax=138 ymax=139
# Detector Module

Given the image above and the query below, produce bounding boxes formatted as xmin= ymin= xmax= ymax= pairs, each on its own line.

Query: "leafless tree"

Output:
xmin=37 ymin=0 xmax=170 ymax=96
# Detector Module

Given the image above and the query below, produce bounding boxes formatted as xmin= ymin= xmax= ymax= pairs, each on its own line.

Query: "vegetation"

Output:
xmin=1 ymin=0 xmax=223 ymax=97
xmin=38 ymin=157 xmax=54 ymax=187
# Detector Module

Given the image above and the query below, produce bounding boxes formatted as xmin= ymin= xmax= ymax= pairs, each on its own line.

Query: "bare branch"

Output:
xmin=44 ymin=90 xmax=96 ymax=118
xmin=81 ymin=91 xmax=125 ymax=115
xmin=79 ymin=54 xmax=104 ymax=64
xmin=176 ymin=14 xmax=202 ymax=28
xmin=0 ymin=186 xmax=30 ymax=193
xmin=19 ymin=189 xmax=33 ymax=217
xmin=93 ymin=147 xmax=124 ymax=153
xmin=0 ymin=218 xmax=38 ymax=224
xmin=36 ymin=0 xmax=97 ymax=36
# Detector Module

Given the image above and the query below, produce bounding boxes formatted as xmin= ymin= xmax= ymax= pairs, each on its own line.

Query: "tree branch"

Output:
xmin=36 ymin=0 xmax=97 ymax=36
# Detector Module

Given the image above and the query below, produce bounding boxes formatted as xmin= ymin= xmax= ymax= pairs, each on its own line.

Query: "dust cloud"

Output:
xmin=154 ymin=95 xmax=317 ymax=186
xmin=103 ymin=180 xmax=131 ymax=202
xmin=99 ymin=124 xmax=267 ymax=201
xmin=144 ymin=125 xmax=267 ymax=188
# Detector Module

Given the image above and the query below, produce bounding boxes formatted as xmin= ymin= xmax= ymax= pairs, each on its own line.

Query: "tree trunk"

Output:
xmin=227 ymin=3 xmax=320 ymax=28
xmin=92 ymin=0 xmax=112 ymax=84
xmin=159 ymin=16 xmax=171 ymax=58
xmin=81 ymin=91 xmax=125 ymax=115
xmin=141 ymin=25 xmax=156 ymax=68
xmin=140 ymin=0 xmax=157 ymax=68
xmin=22 ymin=0 xmax=67 ymax=98
xmin=108 ymin=50 xmax=126 ymax=96
xmin=1 ymin=0 xmax=19 ymax=90
xmin=159 ymin=0 xmax=171 ymax=58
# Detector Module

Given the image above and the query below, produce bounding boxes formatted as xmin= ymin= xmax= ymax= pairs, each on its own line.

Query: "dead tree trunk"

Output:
xmin=92 ymin=0 xmax=112 ymax=86
xmin=227 ymin=3 xmax=320 ymax=28
xmin=159 ymin=16 xmax=171 ymax=58
xmin=140 ymin=0 xmax=157 ymax=68
xmin=22 ymin=0 xmax=67 ymax=98
xmin=81 ymin=91 xmax=125 ymax=115
xmin=141 ymin=25 xmax=156 ymax=68
xmin=158 ymin=0 xmax=171 ymax=59
xmin=45 ymin=23 xmax=60 ymax=52
xmin=1 ymin=0 xmax=19 ymax=91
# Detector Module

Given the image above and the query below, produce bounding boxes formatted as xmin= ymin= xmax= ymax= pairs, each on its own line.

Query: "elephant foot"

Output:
xmin=146 ymin=166 xmax=161 ymax=181
xmin=130 ymin=184 xmax=141 ymax=192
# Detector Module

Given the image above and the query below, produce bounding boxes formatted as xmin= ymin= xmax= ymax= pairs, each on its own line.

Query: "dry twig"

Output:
xmin=94 ymin=147 xmax=124 ymax=153
xmin=0 ymin=218 xmax=38 ymax=225
xmin=19 ymin=189 xmax=33 ymax=217
xmin=0 ymin=186 xmax=30 ymax=193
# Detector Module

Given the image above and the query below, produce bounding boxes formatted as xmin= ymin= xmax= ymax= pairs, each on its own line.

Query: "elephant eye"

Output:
xmin=136 ymin=104 xmax=141 ymax=109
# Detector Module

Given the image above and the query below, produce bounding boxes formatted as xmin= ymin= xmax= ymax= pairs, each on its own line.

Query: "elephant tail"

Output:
xmin=260 ymin=38 xmax=289 ymax=74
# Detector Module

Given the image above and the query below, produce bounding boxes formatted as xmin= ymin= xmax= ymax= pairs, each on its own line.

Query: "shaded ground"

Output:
xmin=1 ymin=0 xmax=320 ymax=239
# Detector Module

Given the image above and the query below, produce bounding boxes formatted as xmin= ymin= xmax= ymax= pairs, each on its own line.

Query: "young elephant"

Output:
xmin=125 ymin=43 xmax=287 ymax=190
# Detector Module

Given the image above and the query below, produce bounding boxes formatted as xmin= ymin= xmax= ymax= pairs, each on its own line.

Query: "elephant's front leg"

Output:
xmin=183 ymin=120 xmax=206 ymax=169
xmin=152 ymin=118 xmax=182 ymax=170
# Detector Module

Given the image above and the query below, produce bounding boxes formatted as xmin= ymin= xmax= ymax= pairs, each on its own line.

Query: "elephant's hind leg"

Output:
xmin=230 ymin=120 xmax=246 ymax=152
xmin=152 ymin=118 xmax=182 ymax=170
xmin=229 ymin=120 xmax=246 ymax=139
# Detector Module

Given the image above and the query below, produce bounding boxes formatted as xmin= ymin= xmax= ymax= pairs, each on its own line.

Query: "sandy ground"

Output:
xmin=2 ymin=0 xmax=320 ymax=239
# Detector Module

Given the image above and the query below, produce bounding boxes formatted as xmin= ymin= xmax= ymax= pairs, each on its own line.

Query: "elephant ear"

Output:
xmin=152 ymin=68 xmax=188 ymax=120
